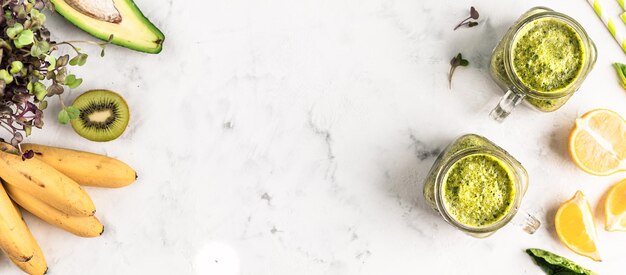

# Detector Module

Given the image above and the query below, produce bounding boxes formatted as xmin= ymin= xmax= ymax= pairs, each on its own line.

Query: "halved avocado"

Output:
xmin=50 ymin=0 xmax=164 ymax=53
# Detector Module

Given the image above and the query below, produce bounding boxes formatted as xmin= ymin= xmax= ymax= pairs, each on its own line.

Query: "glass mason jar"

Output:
xmin=489 ymin=7 xmax=597 ymax=121
xmin=423 ymin=134 xmax=539 ymax=238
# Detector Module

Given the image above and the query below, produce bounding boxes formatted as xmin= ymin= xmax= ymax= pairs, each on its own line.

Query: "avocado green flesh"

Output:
xmin=51 ymin=0 xmax=164 ymax=53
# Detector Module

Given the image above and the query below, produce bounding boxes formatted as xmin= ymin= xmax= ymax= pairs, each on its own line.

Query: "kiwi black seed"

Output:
xmin=70 ymin=89 xmax=130 ymax=142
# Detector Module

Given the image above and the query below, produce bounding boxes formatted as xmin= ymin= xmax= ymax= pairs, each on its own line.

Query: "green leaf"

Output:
xmin=32 ymin=70 xmax=43 ymax=80
xmin=614 ymin=63 xmax=626 ymax=90
xmin=45 ymin=70 xmax=54 ymax=80
xmin=69 ymin=53 xmax=88 ymax=66
xmin=0 ymin=39 xmax=11 ymax=51
xmin=29 ymin=9 xmax=45 ymax=26
xmin=4 ymin=11 xmax=12 ymax=22
xmin=38 ymin=100 xmax=48 ymax=110
xmin=14 ymin=5 xmax=26 ymax=19
xmin=46 ymin=84 xmax=63 ymax=96
xmin=30 ymin=40 xmax=50 ymax=57
xmin=65 ymin=106 xmax=80 ymax=120
xmin=59 ymin=106 xmax=80 ymax=124
xmin=33 ymin=82 xmax=46 ymax=101
xmin=6 ymin=23 xmax=23 ymax=39
xmin=0 ymin=69 xmax=13 ymax=84
xmin=456 ymin=53 xmax=469 ymax=66
xmin=58 ymin=109 xmax=70 ymax=124
xmin=9 ymin=61 xmax=22 ymax=74
xmin=65 ymin=74 xmax=82 ymax=89
xmin=14 ymin=29 xmax=33 ymax=48
xmin=45 ymin=55 xmax=56 ymax=71
xmin=78 ymin=53 xmax=88 ymax=65
xmin=65 ymin=74 xmax=77 ymax=82
xmin=68 ymin=56 xmax=78 ymax=66
xmin=526 ymin=248 xmax=596 ymax=275
xmin=55 ymin=67 xmax=67 ymax=83
xmin=57 ymin=55 xmax=69 ymax=67
xmin=24 ymin=125 xmax=31 ymax=137
xmin=71 ymin=78 xmax=83 ymax=89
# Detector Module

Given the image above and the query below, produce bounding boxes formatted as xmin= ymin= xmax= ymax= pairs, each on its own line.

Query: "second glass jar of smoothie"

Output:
xmin=423 ymin=134 xmax=539 ymax=237
xmin=489 ymin=7 xmax=597 ymax=121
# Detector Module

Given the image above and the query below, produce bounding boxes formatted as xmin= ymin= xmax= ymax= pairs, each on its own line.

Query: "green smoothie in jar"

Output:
xmin=510 ymin=18 xmax=584 ymax=110
xmin=488 ymin=7 xmax=596 ymax=120
xmin=423 ymin=134 xmax=533 ymax=237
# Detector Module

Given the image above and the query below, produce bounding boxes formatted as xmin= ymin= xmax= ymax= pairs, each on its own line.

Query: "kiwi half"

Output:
xmin=70 ymin=89 xmax=130 ymax=142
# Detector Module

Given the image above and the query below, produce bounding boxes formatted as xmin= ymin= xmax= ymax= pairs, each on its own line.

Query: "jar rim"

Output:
xmin=503 ymin=10 xmax=595 ymax=99
xmin=433 ymin=147 xmax=524 ymax=234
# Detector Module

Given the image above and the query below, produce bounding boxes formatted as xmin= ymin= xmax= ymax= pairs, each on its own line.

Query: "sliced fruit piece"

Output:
xmin=605 ymin=179 xmax=626 ymax=231
xmin=71 ymin=89 xmax=130 ymax=142
xmin=568 ymin=109 xmax=626 ymax=176
xmin=50 ymin=0 xmax=164 ymax=53
xmin=555 ymin=191 xmax=601 ymax=261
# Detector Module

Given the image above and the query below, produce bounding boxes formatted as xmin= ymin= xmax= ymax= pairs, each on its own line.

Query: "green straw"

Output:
xmin=588 ymin=0 xmax=626 ymax=53
xmin=617 ymin=0 xmax=626 ymax=24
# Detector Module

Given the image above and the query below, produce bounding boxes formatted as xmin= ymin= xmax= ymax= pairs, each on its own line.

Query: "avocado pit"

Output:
xmin=65 ymin=0 xmax=121 ymax=23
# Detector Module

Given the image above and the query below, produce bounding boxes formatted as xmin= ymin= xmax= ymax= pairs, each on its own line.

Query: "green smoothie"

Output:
xmin=423 ymin=134 xmax=489 ymax=208
xmin=490 ymin=16 xmax=586 ymax=112
xmin=442 ymin=154 xmax=516 ymax=227
xmin=512 ymin=18 xmax=584 ymax=92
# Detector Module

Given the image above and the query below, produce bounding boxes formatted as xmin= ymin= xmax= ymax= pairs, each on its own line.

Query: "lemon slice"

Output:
xmin=605 ymin=179 xmax=626 ymax=231
xmin=555 ymin=191 xmax=601 ymax=261
xmin=568 ymin=109 xmax=626 ymax=176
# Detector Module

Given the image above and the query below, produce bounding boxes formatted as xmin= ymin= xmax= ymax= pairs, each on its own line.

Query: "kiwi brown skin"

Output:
xmin=70 ymin=90 xmax=130 ymax=142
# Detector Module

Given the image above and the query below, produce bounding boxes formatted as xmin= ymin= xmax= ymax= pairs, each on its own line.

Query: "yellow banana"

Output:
xmin=7 ymin=196 xmax=47 ymax=275
xmin=6 ymin=184 xmax=104 ymax=238
xmin=21 ymin=144 xmax=137 ymax=188
xmin=0 ymin=149 xmax=96 ymax=217
xmin=0 ymin=183 xmax=33 ymax=262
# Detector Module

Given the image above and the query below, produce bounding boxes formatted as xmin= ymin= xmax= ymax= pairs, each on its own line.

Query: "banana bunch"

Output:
xmin=0 ymin=143 xmax=136 ymax=274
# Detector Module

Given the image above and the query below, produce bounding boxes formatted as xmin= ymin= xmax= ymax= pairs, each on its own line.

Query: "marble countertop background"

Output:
xmin=1 ymin=0 xmax=626 ymax=274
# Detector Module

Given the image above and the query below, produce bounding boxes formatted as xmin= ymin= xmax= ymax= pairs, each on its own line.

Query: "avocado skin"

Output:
xmin=51 ymin=0 xmax=165 ymax=54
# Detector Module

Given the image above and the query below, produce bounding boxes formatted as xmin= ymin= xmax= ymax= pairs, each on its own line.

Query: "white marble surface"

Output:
xmin=3 ymin=0 xmax=626 ymax=274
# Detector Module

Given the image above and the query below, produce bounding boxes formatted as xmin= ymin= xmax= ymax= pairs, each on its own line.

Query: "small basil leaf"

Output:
xmin=526 ymin=248 xmax=596 ymax=275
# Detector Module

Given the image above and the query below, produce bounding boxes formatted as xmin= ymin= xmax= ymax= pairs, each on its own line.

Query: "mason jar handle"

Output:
xmin=512 ymin=210 xmax=541 ymax=234
xmin=489 ymin=89 xmax=526 ymax=122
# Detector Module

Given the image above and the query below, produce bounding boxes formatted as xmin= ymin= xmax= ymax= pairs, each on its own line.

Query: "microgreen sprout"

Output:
xmin=449 ymin=53 xmax=469 ymax=89
xmin=454 ymin=6 xmax=480 ymax=30
xmin=0 ymin=0 xmax=112 ymax=159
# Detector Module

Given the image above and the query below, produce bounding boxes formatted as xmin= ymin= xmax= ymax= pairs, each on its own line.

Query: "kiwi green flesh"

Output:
xmin=71 ymin=90 xmax=129 ymax=142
